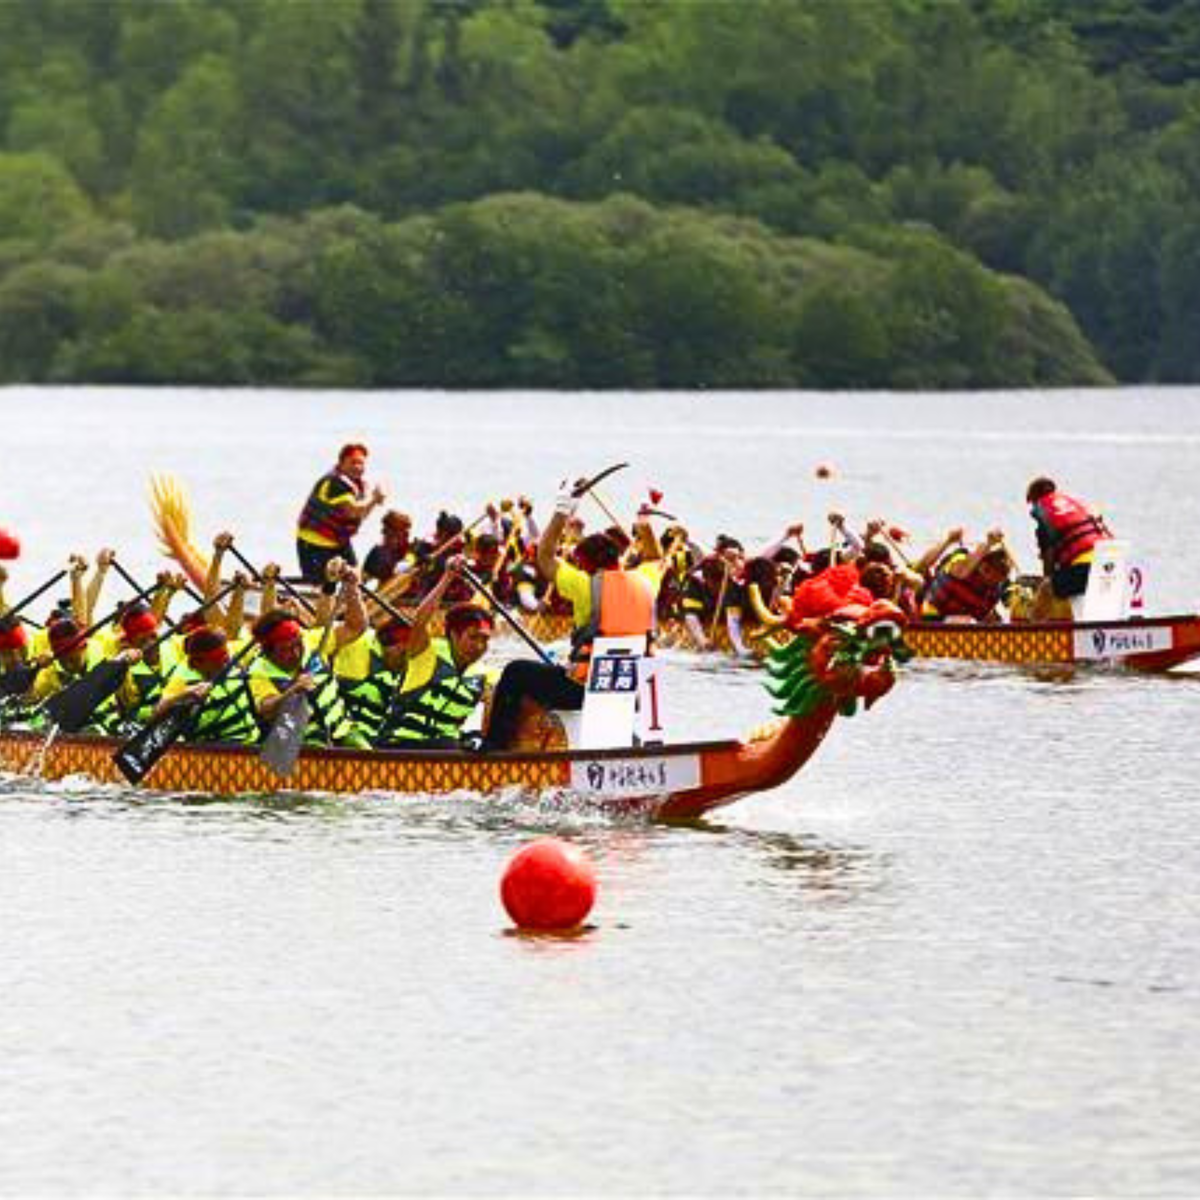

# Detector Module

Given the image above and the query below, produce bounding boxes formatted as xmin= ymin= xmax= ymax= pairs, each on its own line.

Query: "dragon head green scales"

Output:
xmin=766 ymin=600 xmax=912 ymax=719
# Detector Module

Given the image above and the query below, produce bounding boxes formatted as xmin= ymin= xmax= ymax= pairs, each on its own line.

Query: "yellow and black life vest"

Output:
xmin=378 ymin=637 xmax=488 ymax=746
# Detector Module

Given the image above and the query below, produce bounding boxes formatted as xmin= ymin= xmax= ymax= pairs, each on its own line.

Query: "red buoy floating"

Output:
xmin=501 ymin=838 xmax=597 ymax=931
xmin=0 ymin=528 xmax=19 ymax=560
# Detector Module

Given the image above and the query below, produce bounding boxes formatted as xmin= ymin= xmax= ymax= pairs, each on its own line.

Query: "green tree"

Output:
xmin=129 ymin=56 xmax=243 ymax=239
xmin=0 ymin=259 xmax=84 ymax=380
xmin=0 ymin=151 xmax=91 ymax=248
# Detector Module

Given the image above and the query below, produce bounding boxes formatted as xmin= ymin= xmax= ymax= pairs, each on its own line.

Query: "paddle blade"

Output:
xmin=45 ymin=660 xmax=128 ymax=732
xmin=0 ymin=662 xmax=38 ymax=698
xmin=259 ymin=692 xmax=310 ymax=777
xmin=113 ymin=704 xmax=194 ymax=785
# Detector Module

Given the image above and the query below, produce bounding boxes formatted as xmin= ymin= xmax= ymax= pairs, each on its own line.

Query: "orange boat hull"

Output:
xmin=0 ymin=708 xmax=837 ymax=821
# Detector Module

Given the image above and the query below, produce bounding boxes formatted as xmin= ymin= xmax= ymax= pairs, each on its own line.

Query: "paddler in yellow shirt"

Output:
xmin=370 ymin=556 xmax=498 ymax=749
xmin=248 ymin=562 xmax=370 ymax=749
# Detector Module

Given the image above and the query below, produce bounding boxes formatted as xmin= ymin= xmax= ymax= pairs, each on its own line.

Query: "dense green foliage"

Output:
xmin=2 ymin=0 xmax=1198 ymax=388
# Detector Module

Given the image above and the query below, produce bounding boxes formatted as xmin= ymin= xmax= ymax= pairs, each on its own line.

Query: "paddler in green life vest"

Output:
xmin=152 ymin=626 xmax=259 ymax=745
xmin=248 ymin=563 xmax=371 ymax=749
xmin=370 ymin=555 xmax=497 ymax=749
xmin=480 ymin=480 xmax=665 ymax=752
xmin=334 ymin=614 xmax=416 ymax=744
xmin=295 ymin=442 xmax=387 ymax=585
xmin=85 ymin=599 xmax=178 ymax=735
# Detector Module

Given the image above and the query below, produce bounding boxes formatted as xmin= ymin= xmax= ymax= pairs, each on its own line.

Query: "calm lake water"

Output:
xmin=1 ymin=387 xmax=1199 ymax=1196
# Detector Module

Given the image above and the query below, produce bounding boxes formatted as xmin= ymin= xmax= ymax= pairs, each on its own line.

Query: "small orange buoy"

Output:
xmin=501 ymin=838 xmax=597 ymax=931
xmin=814 ymin=463 xmax=834 ymax=480
xmin=0 ymin=527 xmax=20 ymax=559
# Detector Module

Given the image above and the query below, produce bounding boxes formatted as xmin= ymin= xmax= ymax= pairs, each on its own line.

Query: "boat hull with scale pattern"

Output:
xmin=0 ymin=710 xmax=838 ymax=821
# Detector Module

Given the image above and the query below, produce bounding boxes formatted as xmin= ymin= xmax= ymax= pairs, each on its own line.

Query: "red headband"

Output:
xmin=259 ymin=619 xmax=303 ymax=650
xmin=0 ymin=623 xmax=27 ymax=651
xmin=121 ymin=610 xmax=159 ymax=640
xmin=191 ymin=644 xmax=230 ymax=668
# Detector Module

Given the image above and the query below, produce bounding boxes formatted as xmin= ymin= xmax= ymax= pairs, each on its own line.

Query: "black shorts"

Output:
xmin=296 ymin=539 xmax=356 ymax=585
xmin=1050 ymin=560 xmax=1091 ymax=599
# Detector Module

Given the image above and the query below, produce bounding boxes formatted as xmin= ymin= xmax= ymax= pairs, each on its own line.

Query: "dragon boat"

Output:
xmin=657 ymin=613 xmax=1200 ymax=673
xmin=0 ymin=607 xmax=908 ymax=820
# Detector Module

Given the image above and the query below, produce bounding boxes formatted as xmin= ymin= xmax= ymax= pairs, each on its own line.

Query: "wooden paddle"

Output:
xmin=113 ymin=632 xmax=260 ymax=785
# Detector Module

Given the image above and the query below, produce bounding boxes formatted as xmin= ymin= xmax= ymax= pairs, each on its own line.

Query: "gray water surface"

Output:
xmin=1 ymin=388 xmax=1198 ymax=1196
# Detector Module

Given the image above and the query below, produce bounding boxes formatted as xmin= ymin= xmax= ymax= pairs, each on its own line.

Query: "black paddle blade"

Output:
xmin=0 ymin=662 xmax=38 ymax=698
xmin=112 ymin=704 xmax=194 ymax=785
xmin=45 ymin=659 xmax=129 ymax=732
xmin=259 ymin=691 xmax=310 ymax=777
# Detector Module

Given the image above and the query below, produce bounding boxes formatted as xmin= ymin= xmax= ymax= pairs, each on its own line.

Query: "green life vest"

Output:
xmin=173 ymin=664 xmax=260 ymax=745
xmin=379 ymin=637 xmax=488 ymax=746
xmin=92 ymin=654 xmax=177 ymax=735
xmin=253 ymin=648 xmax=359 ymax=747
xmin=338 ymin=642 xmax=411 ymax=742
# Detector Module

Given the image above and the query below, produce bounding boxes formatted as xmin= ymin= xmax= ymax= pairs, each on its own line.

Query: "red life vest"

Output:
xmin=297 ymin=471 xmax=364 ymax=546
xmin=1033 ymin=492 xmax=1110 ymax=569
xmin=924 ymin=551 xmax=1004 ymax=620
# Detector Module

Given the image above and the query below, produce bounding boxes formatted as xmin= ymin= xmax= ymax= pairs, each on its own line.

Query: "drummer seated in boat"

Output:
xmin=371 ymin=557 xmax=499 ymax=751
xmin=248 ymin=562 xmax=371 ymax=750
xmin=919 ymin=530 xmax=1013 ymax=624
xmin=480 ymin=483 xmax=665 ymax=752
xmin=152 ymin=626 xmax=259 ymax=745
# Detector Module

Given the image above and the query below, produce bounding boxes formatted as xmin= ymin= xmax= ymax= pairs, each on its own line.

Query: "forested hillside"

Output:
xmin=1 ymin=0 xmax=1198 ymax=388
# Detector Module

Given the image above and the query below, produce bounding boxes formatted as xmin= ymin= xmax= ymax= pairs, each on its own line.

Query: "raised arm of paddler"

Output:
xmin=332 ymin=564 xmax=367 ymax=651
xmin=84 ymin=548 xmax=118 ymax=626
xmin=259 ymin=561 xmax=281 ymax=615
xmin=948 ymin=529 xmax=1008 ymax=578
xmin=753 ymin=522 xmax=807 ymax=562
xmin=517 ymin=496 xmax=539 ymax=545
xmin=404 ymin=555 xmax=463 ymax=659
xmin=149 ymin=570 xmax=177 ymax=622
xmin=68 ymin=554 xmax=89 ymax=622
xmin=632 ymin=508 xmax=663 ymax=562
xmin=913 ymin=527 xmax=965 ymax=578
xmin=205 ymin=532 xmax=234 ymax=602
xmin=223 ymin=571 xmax=248 ymax=638
xmin=535 ymin=481 xmax=577 ymax=582
xmin=311 ymin=557 xmax=342 ymax=628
